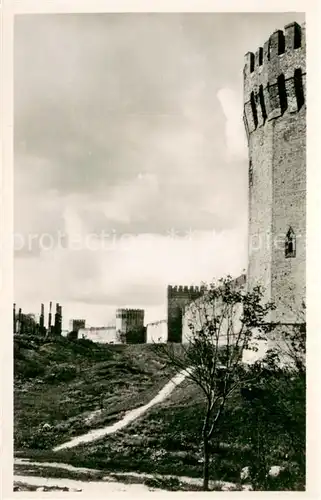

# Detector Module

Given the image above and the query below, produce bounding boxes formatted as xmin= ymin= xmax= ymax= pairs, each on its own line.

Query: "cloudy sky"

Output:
xmin=14 ymin=12 xmax=305 ymax=328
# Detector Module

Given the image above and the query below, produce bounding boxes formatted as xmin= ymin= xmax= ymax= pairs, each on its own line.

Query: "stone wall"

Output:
xmin=146 ymin=320 xmax=168 ymax=343
xmin=182 ymin=276 xmax=246 ymax=345
xmin=69 ymin=319 xmax=86 ymax=332
xmin=78 ymin=326 xmax=117 ymax=344
xmin=115 ymin=308 xmax=145 ymax=338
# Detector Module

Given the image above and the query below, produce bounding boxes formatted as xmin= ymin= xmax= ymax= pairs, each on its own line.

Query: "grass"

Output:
xmin=14 ymin=335 xmax=305 ymax=490
xmin=14 ymin=464 xmax=105 ymax=481
xmin=25 ymin=373 xmax=303 ymax=489
xmin=14 ymin=335 xmax=181 ymax=450
xmin=17 ymin=378 xmax=300 ymax=484
xmin=37 ymin=383 xmax=246 ymax=482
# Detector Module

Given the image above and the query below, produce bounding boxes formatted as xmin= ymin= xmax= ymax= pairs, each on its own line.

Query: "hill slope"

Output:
xmin=14 ymin=335 xmax=180 ymax=450
xmin=14 ymin=335 xmax=305 ymax=489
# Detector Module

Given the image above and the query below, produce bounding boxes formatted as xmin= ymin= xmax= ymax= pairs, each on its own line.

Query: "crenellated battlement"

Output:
xmin=167 ymin=284 xmax=205 ymax=297
xmin=243 ymin=22 xmax=306 ymax=136
xmin=116 ymin=308 xmax=144 ymax=317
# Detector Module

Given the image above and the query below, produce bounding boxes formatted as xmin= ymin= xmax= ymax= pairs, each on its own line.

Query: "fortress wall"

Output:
xmin=146 ymin=320 xmax=168 ymax=343
xmin=182 ymin=276 xmax=246 ymax=345
xmin=78 ymin=326 xmax=117 ymax=344
xmin=115 ymin=308 xmax=145 ymax=337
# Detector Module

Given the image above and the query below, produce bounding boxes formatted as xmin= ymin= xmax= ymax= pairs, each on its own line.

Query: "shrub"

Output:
xmin=15 ymin=359 xmax=46 ymax=380
xmin=43 ymin=364 xmax=77 ymax=384
xmin=144 ymin=477 xmax=183 ymax=491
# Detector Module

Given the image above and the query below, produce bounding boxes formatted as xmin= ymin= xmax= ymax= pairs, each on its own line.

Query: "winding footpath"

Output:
xmin=13 ymin=367 xmax=249 ymax=491
xmin=14 ymin=368 xmax=193 ymax=492
xmin=14 ymin=474 xmax=154 ymax=493
xmin=53 ymin=367 xmax=191 ymax=451
xmin=14 ymin=458 xmax=248 ymax=492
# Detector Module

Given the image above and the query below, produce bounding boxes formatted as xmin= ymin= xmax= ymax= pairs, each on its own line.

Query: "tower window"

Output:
xmin=285 ymin=227 xmax=296 ymax=258
xmin=294 ymin=68 xmax=305 ymax=111
xmin=258 ymin=47 xmax=263 ymax=65
xmin=259 ymin=85 xmax=267 ymax=122
xmin=293 ymin=23 xmax=302 ymax=49
xmin=277 ymin=74 xmax=288 ymax=114
xmin=250 ymin=92 xmax=258 ymax=129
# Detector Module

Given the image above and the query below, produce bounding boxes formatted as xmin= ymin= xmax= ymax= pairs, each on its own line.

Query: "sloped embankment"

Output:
xmin=14 ymin=335 xmax=182 ymax=450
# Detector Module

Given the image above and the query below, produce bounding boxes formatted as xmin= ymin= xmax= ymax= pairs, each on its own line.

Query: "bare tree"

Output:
xmin=156 ymin=276 xmax=275 ymax=491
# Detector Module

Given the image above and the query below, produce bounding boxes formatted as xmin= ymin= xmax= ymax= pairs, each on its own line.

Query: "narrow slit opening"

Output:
xmin=294 ymin=68 xmax=305 ymax=110
xmin=258 ymin=47 xmax=263 ymax=65
xmin=285 ymin=227 xmax=296 ymax=258
xmin=293 ymin=24 xmax=302 ymax=49
xmin=259 ymin=85 xmax=267 ymax=122
xmin=249 ymin=52 xmax=254 ymax=73
xmin=277 ymin=74 xmax=287 ymax=114
xmin=249 ymin=161 xmax=253 ymax=187
xmin=278 ymin=32 xmax=285 ymax=54
xmin=250 ymin=92 xmax=258 ymax=129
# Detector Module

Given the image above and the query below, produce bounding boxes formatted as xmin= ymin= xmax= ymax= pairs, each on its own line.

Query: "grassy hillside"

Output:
xmin=23 ymin=375 xmax=303 ymax=489
xmin=15 ymin=335 xmax=305 ymax=490
xmin=14 ymin=335 xmax=180 ymax=450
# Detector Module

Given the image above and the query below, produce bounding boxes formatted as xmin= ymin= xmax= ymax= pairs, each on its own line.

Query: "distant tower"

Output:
xmin=69 ymin=319 xmax=86 ymax=333
xmin=48 ymin=301 xmax=52 ymax=334
xmin=243 ymin=22 xmax=306 ymax=323
xmin=13 ymin=303 xmax=16 ymax=334
xmin=39 ymin=303 xmax=45 ymax=334
xmin=115 ymin=308 xmax=145 ymax=343
xmin=54 ymin=303 xmax=62 ymax=336
xmin=18 ymin=308 xmax=22 ymax=334
xmin=167 ymin=285 xmax=203 ymax=342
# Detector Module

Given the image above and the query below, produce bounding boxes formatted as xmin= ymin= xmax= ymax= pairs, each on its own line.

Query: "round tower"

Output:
xmin=244 ymin=21 xmax=306 ymax=324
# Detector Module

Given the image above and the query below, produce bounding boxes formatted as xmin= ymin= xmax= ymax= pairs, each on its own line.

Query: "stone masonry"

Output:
xmin=244 ymin=21 xmax=306 ymax=324
xmin=167 ymin=285 xmax=204 ymax=342
xmin=115 ymin=308 xmax=145 ymax=343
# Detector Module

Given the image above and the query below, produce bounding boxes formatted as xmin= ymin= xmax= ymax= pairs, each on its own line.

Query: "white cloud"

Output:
xmin=15 ymin=13 xmax=304 ymax=326
xmin=15 ymin=221 xmax=247 ymax=329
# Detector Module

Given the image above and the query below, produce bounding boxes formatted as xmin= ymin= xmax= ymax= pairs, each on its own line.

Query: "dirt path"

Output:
xmin=53 ymin=368 xmax=191 ymax=451
xmin=14 ymin=474 xmax=154 ymax=492
xmin=15 ymin=368 xmax=252 ymax=491
xmin=14 ymin=458 xmax=250 ymax=491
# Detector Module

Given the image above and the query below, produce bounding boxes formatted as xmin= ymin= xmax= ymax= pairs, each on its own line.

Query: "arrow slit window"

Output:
xmin=285 ymin=227 xmax=296 ymax=258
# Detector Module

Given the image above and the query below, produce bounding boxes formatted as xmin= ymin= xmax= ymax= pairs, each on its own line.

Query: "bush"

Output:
xmin=26 ymin=429 xmax=57 ymax=450
xmin=240 ymin=366 xmax=305 ymax=490
xmin=43 ymin=364 xmax=77 ymax=384
xmin=15 ymin=359 xmax=46 ymax=379
xmin=144 ymin=477 xmax=184 ymax=491
xmin=248 ymin=463 xmax=305 ymax=491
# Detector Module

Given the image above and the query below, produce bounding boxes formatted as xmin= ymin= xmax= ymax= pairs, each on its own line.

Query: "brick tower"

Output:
xmin=115 ymin=308 xmax=145 ymax=343
xmin=167 ymin=285 xmax=203 ymax=342
xmin=243 ymin=21 xmax=306 ymax=323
